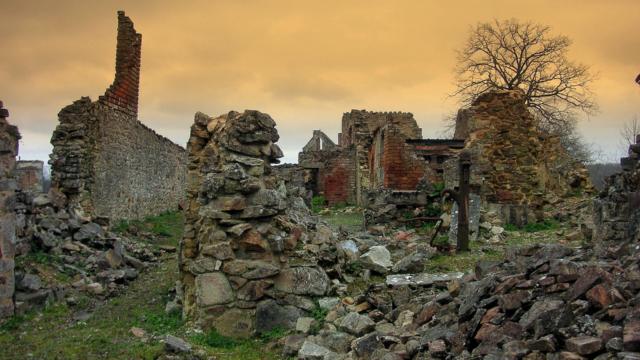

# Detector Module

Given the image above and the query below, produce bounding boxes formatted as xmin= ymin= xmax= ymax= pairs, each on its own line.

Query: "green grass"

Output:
xmin=190 ymin=328 xmax=283 ymax=360
xmin=113 ymin=211 xmax=184 ymax=246
xmin=423 ymin=226 xmax=573 ymax=273
xmin=311 ymin=195 xmax=326 ymax=213
xmin=0 ymin=209 xmax=280 ymax=360
xmin=503 ymin=219 xmax=560 ymax=233
xmin=136 ymin=309 xmax=183 ymax=335
xmin=321 ymin=212 xmax=363 ymax=232
xmin=191 ymin=329 xmax=242 ymax=349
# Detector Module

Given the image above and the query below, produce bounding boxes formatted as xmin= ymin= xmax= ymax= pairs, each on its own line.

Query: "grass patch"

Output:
xmin=311 ymin=195 xmax=326 ymax=213
xmin=503 ymin=219 xmax=560 ymax=233
xmin=259 ymin=326 xmax=289 ymax=342
xmin=136 ymin=309 xmax=183 ymax=335
xmin=191 ymin=329 xmax=281 ymax=360
xmin=113 ymin=211 xmax=184 ymax=246
xmin=321 ymin=212 xmax=363 ymax=232
xmin=192 ymin=329 xmax=242 ymax=349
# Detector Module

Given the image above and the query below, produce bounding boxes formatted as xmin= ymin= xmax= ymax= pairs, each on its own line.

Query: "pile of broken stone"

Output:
xmin=12 ymin=189 xmax=164 ymax=313
xmin=285 ymin=241 xmax=640 ymax=359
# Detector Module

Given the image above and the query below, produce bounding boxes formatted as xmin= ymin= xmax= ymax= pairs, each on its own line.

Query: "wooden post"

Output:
xmin=457 ymin=151 xmax=472 ymax=251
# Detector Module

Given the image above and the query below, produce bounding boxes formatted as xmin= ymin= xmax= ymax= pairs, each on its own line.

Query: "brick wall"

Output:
xmin=98 ymin=11 xmax=141 ymax=118
xmin=381 ymin=125 xmax=426 ymax=190
xmin=323 ymin=149 xmax=356 ymax=205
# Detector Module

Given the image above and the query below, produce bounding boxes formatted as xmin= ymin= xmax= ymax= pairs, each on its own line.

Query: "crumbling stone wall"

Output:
xmin=0 ymin=101 xmax=19 ymax=318
xmin=594 ymin=135 xmax=640 ymax=242
xmin=452 ymin=90 xmax=591 ymax=223
xmin=49 ymin=12 xmax=186 ymax=221
xmin=180 ymin=110 xmax=331 ymax=338
xmin=15 ymin=161 xmax=44 ymax=193
xmin=340 ymin=110 xmax=422 ymax=205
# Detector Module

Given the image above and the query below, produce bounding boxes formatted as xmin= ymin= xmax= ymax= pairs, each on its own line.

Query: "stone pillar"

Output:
xmin=180 ymin=110 xmax=331 ymax=338
xmin=0 ymin=101 xmax=19 ymax=319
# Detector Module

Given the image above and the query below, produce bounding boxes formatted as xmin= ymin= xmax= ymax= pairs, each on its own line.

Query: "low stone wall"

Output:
xmin=0 ymin=101 xmax=19 ymax=319
xmin=180 ymin=110 xmax=332 ymax=338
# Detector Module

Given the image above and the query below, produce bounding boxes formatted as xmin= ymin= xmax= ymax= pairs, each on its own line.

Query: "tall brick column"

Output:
xmin=99 ymin=11 xmax=141 ymax=117
xmin=0 ymin=101 xmax=19 ymax=319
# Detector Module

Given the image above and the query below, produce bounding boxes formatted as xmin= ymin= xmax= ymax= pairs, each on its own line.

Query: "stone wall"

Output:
xmin=180 ymin=110 xmax=332 ymax=338
xmin=0 ymin=101 xmax=19 ymax=319
xmin=340 ymin=110 xmax=422 ymax=205
xmin=49 ymin=12 xmax=186 ymax=221
xmin=594 ymin=135 xmax=640 ymax=242
xmin=15 ymin=160 xmax=44 ymax=193
xmin=452 ymin=90 xmax=592 ymax=221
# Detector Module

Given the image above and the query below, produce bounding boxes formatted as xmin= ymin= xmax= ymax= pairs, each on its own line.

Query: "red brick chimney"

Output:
xmin=99 ymin=11 xmax=142 ymax=118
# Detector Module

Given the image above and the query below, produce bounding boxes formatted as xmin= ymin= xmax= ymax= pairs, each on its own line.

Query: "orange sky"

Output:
xmin=2 ymin=0 xmax=639 ymax=164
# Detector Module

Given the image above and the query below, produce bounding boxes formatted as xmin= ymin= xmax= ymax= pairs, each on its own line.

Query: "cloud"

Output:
xmin=1 ymin=0 xmax=639 ymax=164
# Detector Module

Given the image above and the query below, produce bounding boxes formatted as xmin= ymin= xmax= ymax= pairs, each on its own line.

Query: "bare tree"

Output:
xmin=452 ymin=19 xmax=598 ymax=135
xmin=619 ymin=115 xmax=639 ymax=153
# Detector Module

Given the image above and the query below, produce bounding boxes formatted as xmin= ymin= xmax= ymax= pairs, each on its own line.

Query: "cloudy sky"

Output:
xmin=2 ymin=0 xmax=639 ymax=164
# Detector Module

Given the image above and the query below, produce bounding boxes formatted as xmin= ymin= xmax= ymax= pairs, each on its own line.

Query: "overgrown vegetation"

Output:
xmin=311 ymin=195 xmax=326 ymax=213
xmin=113 ymin=211 xmax=184 ymax=246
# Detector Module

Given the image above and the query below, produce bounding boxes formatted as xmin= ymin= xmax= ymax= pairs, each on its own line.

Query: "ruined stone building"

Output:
xmin=0 ymin=101 xmax=19 ymax=318
xmin=49 ymin=12 xmax=186 ymax=221
xmin=14 ymin=160 xmax=44 ymax=193
xmin=297 ymin=110 xmax=439 ymax=206
xmin=293 ymin=90 xmax=591 ymax=225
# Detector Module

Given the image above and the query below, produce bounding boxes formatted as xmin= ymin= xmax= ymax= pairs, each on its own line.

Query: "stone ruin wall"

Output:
xmin=0 ymin=101 xmax=19 ymax=318
xmin=15 ymin=160 xmax=44 ymax=193
xmin=594 ymin=135 xmax=640 ymax=242
xmin=340 ymin=110 xmax=422 ymax=205
xmin=451 ymin=90 xmax=592 ymax=224
xmin=49 ymin=12 xmax=186 ymax=221
xmin=180 ymin=110 xmax=331 ymax=338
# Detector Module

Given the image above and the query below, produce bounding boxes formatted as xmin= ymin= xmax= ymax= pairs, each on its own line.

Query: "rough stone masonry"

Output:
xmin=180 ymin=110 xmax=333 ymax=338
xmin=0 ymin=101 xmax=19 ymax=318
xmin=49 ymin=11 xmax=186 ymax=221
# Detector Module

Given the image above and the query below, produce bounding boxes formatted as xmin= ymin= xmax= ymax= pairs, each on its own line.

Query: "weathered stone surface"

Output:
xmin=195 ymin=273 xmax=234 ymax=306
xmin=274 ymin=267 xmax=330 ymax=296
xmin=565 ymin=336 xmax=602 ymax=355
xmin=255 ymin=299 xmax=303 ymax=334
xmin=386 ymin=272 xmax=464 ymax=287
xmin=338 ymin=312 xmax=375 ymax=336
xmin=360 ymin=246 xmax=392 ymax=274
xmin=298 ymin=340 xmax=335 ymax=360
xmin=214 ymin=308 xmax=255 ymax=339
xmin=164 ymin=335 xmax=192 ymax=353
xmin=624 ymin=320 xmax=640 ymax=352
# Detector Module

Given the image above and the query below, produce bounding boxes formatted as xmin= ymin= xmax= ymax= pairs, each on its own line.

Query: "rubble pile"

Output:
xmin=11 ymin=190 xmax=164 ymax=313
xmin=286 ymin=242 xmax=640 ymax=359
